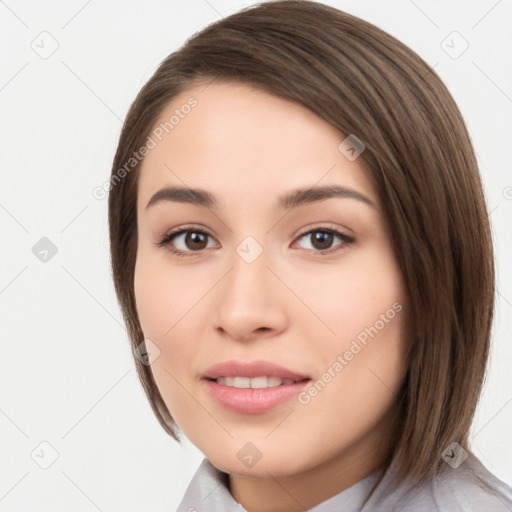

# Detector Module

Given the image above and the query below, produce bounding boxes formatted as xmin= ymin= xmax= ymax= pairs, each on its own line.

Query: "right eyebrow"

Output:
xmin=146 ymin=186 xmax=216 ymax=210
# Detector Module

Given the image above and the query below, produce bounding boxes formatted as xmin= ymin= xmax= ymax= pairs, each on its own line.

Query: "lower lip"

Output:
xmin=203 ymin=379 xmax=310 ymax=414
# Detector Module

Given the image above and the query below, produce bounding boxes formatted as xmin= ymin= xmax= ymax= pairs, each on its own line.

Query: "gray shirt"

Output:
xmin=177 ymin=452 xmax=512 ymax=511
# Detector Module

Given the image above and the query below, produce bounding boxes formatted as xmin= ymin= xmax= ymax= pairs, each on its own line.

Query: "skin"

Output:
xmin=134 ymin=81 xmax=410 ymax=512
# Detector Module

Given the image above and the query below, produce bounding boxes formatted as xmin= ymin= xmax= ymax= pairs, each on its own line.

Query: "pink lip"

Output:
xmin=202 ymin=359 xmax=310 ymax=380
xmin=201 ymin=360 xmax=311 ymax=414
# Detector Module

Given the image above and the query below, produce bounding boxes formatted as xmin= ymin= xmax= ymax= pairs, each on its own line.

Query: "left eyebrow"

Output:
xmin=278 ymin=184 xmax=377 ymax=210
xmin=145 ymin=184 xmax=377 ymax=211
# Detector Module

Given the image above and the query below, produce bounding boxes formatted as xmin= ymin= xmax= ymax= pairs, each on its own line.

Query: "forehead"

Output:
xmin=136 ymin=81 xmax=376 ymax=212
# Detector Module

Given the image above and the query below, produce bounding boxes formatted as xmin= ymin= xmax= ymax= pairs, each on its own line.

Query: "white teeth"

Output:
xmin=216 ymin=376 xmax=297 ymax=388
xmin=250 ymin=376 xmax=268 ymax=389
xmin=234 ymin=377 xmax=251 ymax=388
xmin=266 ymin=376 xmax=282 ymax=387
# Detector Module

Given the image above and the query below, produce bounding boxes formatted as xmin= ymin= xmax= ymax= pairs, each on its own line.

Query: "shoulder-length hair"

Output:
xmin=108 ymin=0 xmax=494 ymax=495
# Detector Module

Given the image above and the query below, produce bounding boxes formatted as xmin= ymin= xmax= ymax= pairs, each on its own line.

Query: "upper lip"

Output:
xmin=202 ymin=360 xmax=310 ymax=381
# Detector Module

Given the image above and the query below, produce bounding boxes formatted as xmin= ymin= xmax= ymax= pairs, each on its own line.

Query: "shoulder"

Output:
xmin=371 ymin=452 xmax=512 ymax=511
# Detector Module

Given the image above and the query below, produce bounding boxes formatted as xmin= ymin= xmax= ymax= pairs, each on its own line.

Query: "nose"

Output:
xmin=213 ymin=246 xmax=288 ymax=342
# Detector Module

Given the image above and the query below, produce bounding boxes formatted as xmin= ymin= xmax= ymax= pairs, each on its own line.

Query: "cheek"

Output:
xmin=135 ymin=249 xmax=192 ymax=339
xmin=291 ymin=250 xmax=406 ymax=357
xmin=134 ymin=254 xmax=204 ymax=428
xmin=288 ymin=263 xmax=407 ymax=463
xmin=292 ymin=249 xmax=408 ymax=421
xmin=133 ymin=252 xmax=207 ymax=371
xmin=133 ymin=264 xmax=170 ymax=340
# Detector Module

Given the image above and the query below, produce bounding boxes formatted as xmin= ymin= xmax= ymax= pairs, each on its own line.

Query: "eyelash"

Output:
xmin=155 ymin=224 xmax=355 ymax=258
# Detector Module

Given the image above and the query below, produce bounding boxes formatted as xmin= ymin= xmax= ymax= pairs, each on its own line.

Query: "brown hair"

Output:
xmin=108 ymin=0 xmax=495 ymax=498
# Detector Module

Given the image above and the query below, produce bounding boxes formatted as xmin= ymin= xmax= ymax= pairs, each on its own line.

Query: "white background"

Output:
xmin=1 ymin=0 xmax=511 ymax=510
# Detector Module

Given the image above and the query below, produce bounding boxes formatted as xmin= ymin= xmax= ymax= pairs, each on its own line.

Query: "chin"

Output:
xmin=205 ymin=444 xmax=316 ymax=479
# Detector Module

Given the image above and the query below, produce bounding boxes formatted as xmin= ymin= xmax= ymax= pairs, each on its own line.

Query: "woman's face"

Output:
xmin=134 ymin=81 xmax=409 ymax=482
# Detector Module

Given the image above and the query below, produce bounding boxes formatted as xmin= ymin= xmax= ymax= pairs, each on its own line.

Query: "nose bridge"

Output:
xmin=213 ymin=234 xmax=287 ymax=339
xmin=226 ymin=234 xmax=273 ymax=306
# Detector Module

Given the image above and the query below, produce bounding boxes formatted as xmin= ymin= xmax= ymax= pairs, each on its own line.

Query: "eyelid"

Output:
xmin=294 ymin=222 xmax=351 ymax=238
xmin=292 ymin=223 xmax=355 ymax=253
xmin=156 ymin=222 xmax=355 ymax=257
xmin=154 ymin=224 xmax=218 ymax=247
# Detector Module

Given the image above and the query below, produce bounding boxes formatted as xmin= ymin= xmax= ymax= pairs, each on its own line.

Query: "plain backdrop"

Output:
xmin=1 ymin=0 xmax=511 ymax=510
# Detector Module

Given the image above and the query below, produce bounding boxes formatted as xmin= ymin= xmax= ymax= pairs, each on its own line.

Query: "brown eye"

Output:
xmin=182 ymin=231 xmax=209 ymax=251
xmin=309 ymin=231 xmax=334 ymax=250
xmin=156 ymin=228 xmax=217 ymax=256
xmin=294 ymin=228 xmax=355 ymax=255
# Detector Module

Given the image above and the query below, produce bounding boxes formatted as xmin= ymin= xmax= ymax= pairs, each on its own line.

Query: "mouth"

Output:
xmin=202 ymin=359 xmax=310 ymax=382
xmin=206 ymin=376 xmax=309 ymax=388
xmin=201 ymin=360 xmax=312 ymax=414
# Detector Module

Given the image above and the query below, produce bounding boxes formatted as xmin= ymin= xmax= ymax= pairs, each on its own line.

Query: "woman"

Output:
xmin=108 ymin=1 xmax=512 ymax=510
